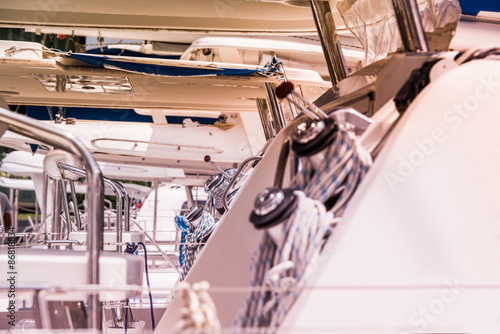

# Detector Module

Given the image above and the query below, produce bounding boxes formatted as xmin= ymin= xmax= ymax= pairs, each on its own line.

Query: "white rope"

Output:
xmin=181 ymin=211 xmax=217 ymax=280
xmin=235 ymin=124 xmax=372 ymax=331
xmin=234 ymin=192 xmax=333 ymax=330
xmin=173 ymin=281 xmax=221 ymax=334
xmin=294 ymin=124 xmax=372 ymax=216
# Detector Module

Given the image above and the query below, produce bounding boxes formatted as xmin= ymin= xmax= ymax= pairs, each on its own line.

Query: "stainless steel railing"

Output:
xmin=0 ymin=107 xmax=104 ymax=329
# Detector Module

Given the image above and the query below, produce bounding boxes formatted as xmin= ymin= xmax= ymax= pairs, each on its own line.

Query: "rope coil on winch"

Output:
xmin=235 ymin=82 xmax=373 ymax=330
xmin=234 ymin=192 xmax=333 ymax=330
xmin=181 ymin=211 xmax=217 ymax=280
xmin=175 ymin=215 xmax=190 ymax=267
xmin=294 ymin=124 xmax=372 ymax=216
xmin=205 ymin=171 xmax=243 ymax=211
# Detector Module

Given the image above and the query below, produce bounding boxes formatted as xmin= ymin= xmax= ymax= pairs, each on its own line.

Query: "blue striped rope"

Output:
xmin=295 ymin=125 xmax=372 ymax=216
xmin=235 ymin=124 xmax=372 ymax=331
xmin=180 ymin=211 xmax=216 ymax=280
xmin=207 ymin=177 xmax=243 ymax=206
xmin=175 ymin=215 xmax=190 ymax=267
xmin=234 ymin=192 xmax=332 ymax=330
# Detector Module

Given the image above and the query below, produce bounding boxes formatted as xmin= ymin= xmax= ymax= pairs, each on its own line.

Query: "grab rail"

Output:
xmin=58 ymin=163 xmax=130 ymax=251
xmin=91 ymin=138 xmax=224 ymax=154
xmin=222 ymin=156 xmax=262 ymax=211
xmin=0 ymin=107 xmax=104 ymax=329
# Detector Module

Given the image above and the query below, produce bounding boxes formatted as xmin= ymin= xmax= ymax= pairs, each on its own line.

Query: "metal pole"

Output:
xmin=392 ymin=0 xmax=429 ymax=52
xmin=58 ymin=164 xmax=123 ymax=252
xmin=59 ymin=180 xmax=72 ymax=239
xmin=42 ymin=172 xmax=48 ymax=241
xmin=309 ymin=0 xmax=349 ymax=85
xmin=123 ymin=191 xmax=130 ymax=232
xmin=185 ymin=186 xmax=194 ymax=208
xmin=256 ymin=99 xmax=274 ymax=140
xmin=8 ymin=188 xmax=13 ymax=231
xmin=153 ymin=178 xmax=159 ymax=241
xmin=35 ymin=197 xmax=39 ymax=226
xmin=70 ymin=182 xmax=81 ymax=230
xmin=13 ymin=189 xmax=19 ymax=232
xmin=276 ymin=62 xmax=299 ymax=119
xmin=0 ymin=107 xmax=104 ymax=329
xmin=265 ymin=83 xmax=286 ymax=134
xmin=51 ymin=180 xmax=60 ymax=240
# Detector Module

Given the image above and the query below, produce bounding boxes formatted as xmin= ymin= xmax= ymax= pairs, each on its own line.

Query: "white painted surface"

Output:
xmin=281 ymin=59 xmax=500 ymax=332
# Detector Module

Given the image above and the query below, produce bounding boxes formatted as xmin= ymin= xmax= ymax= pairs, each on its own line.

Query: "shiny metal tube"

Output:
xmin=59 ymin=180 xmax=72 ymax=239
xmin=51 ymin=180 xmax=60 ymax=240
xmin=185 ymin=186 xmax=194 ymax=208
xmin=153 ymin=179 xmax=159 ymax=241
xmin=13 ymin=189 xmax=19 ymax=231
xmin=0 ymin=107 xmax=105 ymax=329
xmin=59 ymin=164 xmax=124 ymax=252
xmin=222 ymin=156 xmax=262 ymax=211
xmin=111 ymin=181 xmax=130 ymax=232
xmin=42 ymin=172 xmax=48 ymax=241
xmin=309 ymin=0 xmax=348 ymax=85
xmin=256 ymin=99 xmax=274 ymax=140
xmin=265 ymin=83 xmax=285 ymax=134
xmin=392 ymin=0 xmax=429 ymax=52
xmin=69 ymin=182 xmax=82 ymax=230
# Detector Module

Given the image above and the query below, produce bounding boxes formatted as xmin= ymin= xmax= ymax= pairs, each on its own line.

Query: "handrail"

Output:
xmin=91 ymin=138 xmax=224 ymax=154
xmin=222 ymin=156 xmax=262 ymax=211
xmin=58 ymin=163 xmax=130 ymax=251
xmin=0 ymin=107 xmax=104 ymax=329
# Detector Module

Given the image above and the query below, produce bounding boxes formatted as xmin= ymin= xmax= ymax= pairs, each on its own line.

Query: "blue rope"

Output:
xmin=180 ymin=211 xmax=217 ymax=280
xmin=175 ymin=215 xmax=190 ymax=267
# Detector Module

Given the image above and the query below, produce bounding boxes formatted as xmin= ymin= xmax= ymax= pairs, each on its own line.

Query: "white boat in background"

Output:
xmin=0 ymin=0 xmax=499 ymax=333
xmin=0 ymin=26 xmax=332 ymax=332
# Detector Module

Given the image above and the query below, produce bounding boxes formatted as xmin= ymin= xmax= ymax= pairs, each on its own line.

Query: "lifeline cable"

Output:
xmin=234 ymin=192 xmax=333 ymax=330
xmin=180 ymin=211 xmax=217 ymax=280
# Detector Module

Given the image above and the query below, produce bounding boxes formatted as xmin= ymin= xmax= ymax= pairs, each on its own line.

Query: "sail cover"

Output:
xmin=65 ymin=53 xmax=262 ymax=77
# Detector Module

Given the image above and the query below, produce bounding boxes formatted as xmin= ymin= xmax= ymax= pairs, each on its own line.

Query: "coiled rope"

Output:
xmin=181 ymin=211 xmax=217 ymax=280
xmin=234 ymin=192 xmax=333 ymax=330
xmin=235 ymin=124 xmax=372 ymax=331
xmin=175 ymin=215 xmax=190 ymax=267
xmin=207 ymin=177 xmax=242 ymax=208
xmin=294 ymin=124 xmax=372 ymax=216
xmin=173 ymin=281 xmax=221 ymax=333
xmin=207 ymin=178 xmax=229 ymax=204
